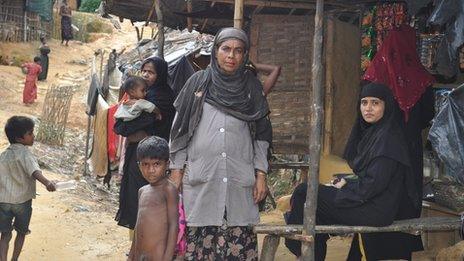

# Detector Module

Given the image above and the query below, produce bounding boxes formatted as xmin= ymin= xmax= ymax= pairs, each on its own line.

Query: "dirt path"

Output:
xmin=15 ymin=171 xmax=130 ymax=260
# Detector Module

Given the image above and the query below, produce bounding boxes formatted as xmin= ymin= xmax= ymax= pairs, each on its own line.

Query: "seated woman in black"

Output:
xmin=285 ymin=83 xmax=420 ymax=260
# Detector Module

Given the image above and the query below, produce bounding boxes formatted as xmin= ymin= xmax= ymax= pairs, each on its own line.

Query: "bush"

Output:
xmin=86 ymin=20 xmax=113 ymax=34
xmin=79 ymin=0 xmax=101 ymax=13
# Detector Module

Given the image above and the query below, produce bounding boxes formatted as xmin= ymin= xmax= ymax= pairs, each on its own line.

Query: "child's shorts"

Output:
xmin=0 ymin=200 xmax=32 ymax=235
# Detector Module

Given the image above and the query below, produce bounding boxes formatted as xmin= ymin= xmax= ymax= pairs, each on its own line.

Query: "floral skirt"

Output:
xmin=185 ymin=225 xmax=257 ymax=261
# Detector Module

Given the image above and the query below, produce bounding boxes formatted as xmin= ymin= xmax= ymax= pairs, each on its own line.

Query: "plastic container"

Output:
xmin=55 ymin=180 xmax=77 ymax=191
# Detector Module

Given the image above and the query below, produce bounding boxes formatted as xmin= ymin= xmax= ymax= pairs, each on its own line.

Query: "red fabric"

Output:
xmin=22 ymin=63 xmax=42 ymax=104
xmin=107 ymin=104 xmax=119 ymax=163
xmin=363 ymin=25 xmax=435 ymax=121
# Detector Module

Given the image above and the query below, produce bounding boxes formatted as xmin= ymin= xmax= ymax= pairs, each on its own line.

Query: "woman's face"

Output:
xmin=215 ymin=39 xmax=246 ymax=75
xmin=141 ymin=62 xmax=157 ymax=87
xmin=360 ymin=97 xmax=385 ymax=124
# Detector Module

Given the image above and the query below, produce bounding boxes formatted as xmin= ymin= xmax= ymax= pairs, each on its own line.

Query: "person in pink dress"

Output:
xmin=21 ymin=57 xmax=42 ymax=105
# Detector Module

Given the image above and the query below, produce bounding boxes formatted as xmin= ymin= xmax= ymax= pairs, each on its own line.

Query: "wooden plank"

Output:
xmin=254 ymin=217 xmax=462 ymax=235
xmin=270 ymin=162 xmax=309 ymax=169
xmin=302 ymin=0 xmax=324 ymax=259
xmin=260 ymin=235 xmax=280 ymax=261
xmin=205 ymin=0 xmax=358 ymax=9
xmin=205 ymin=0 xmax=316 ymax=10
xmin=234 ymin=0 xmax=244 ymax=28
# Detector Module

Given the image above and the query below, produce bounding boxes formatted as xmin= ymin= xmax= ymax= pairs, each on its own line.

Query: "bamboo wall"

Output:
xmin=250 ymin=15 xmax=360 ymax=156
xmin=0 ymin=0 xmax=49 ymax=42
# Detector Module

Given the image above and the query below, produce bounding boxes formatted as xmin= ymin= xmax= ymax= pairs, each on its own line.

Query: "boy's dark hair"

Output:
xmin=4 ymin=116 xmax=35 ymax=144
xmin=137 ymin=136 xmax=169 ymax=161
xmin=34 ymin=56 xmax=41 ymax=63
xmin=122 ymin=76 xmax=146 ymax=94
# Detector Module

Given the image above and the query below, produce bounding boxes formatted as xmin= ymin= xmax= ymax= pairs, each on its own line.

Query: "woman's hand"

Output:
xmin=170 ymin=169 xmax=183 ymax=191
xmin=333 ymin=178 xmax=347 ymax=189
xmin=253 ymin=171 xmax=268 ymax=204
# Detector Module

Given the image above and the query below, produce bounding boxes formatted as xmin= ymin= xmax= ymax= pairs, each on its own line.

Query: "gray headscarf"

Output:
xmin=170 ymin=27 xmax=272 ymax=154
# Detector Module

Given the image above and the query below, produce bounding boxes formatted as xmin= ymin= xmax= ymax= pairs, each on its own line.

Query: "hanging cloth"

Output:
xmin=363 ymin=25 xmax=435 ymax=121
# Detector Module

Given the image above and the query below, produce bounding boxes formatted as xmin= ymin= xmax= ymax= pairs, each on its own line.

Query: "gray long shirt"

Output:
xmin=170 ymin=102 xmax=269 ymax=226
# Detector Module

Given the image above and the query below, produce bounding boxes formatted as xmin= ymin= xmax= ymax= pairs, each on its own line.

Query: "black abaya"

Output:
xmin=142 ymin=57 xmax=176 ymax=141
xmin=38 ymin=45 xmax=50 ymax=81
xmin=285 ymin=157 xmax=408 ymax=260
xmin=285 ymin=83 xmax=419 ymax=260
xmin=115 ymin=142 xmax=148 ymax=229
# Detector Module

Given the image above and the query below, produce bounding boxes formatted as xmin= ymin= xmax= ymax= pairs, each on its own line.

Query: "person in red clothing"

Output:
xmin=21 ymin=57 xmax=42 ymax=105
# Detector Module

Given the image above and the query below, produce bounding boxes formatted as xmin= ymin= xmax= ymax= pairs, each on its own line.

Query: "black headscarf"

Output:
xmin=141 ymin=56 xmax=176 ymax=141
xmin=343 ymin=83 xmax=420 ymax=209
xmin=170 ymin=27 xmax=272 ymax=153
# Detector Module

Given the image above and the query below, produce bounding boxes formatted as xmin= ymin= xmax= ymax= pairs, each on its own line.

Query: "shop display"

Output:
xmin=419 ymin=33 xmax=444 ymax=73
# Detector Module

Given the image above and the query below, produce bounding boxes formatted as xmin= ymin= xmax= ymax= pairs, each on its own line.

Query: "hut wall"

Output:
xmin=250 ymin=14 xmax=314 ymax=155
xmin=0 ymin=0 xmax=25 ymax=41
xmin=250 ymin=14 xmax=359 ymax=156
xmin=0 ymin=0 xmax=47 ymax=42
xmin=327 ymin=17 xmax=360 ymax=157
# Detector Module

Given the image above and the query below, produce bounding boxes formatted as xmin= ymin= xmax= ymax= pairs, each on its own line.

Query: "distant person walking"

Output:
xmin=59 ymin=0 xmax=73 ymax=46
xmin=21 ymin=57 xmax=42 ymax=105
xmin=38 ymin=35 xmax=50 ymax=81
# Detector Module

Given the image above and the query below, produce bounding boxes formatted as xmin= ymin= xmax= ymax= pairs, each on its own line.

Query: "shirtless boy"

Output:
xmin=128 ymin=136 xmax=178 ymax=261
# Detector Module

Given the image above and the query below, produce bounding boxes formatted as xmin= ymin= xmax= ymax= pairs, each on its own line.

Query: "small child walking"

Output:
xmin=21 ymin=57 xmax=42 ymax=105
xmin=0 ymin=116 xmax=56 ymax=261
xmin=128 ymin=136 xmax=178 ymax=261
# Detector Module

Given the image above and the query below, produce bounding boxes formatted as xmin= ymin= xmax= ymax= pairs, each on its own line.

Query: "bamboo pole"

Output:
xmin=186 ymin=0 xmax=193 ymax=32
xmin=146 ymin=0 xmax=156 ymax=26
xmin=234 ymin=0 xmax=244 ymax=29
xmin=260 ymin=235 xmax=280 ymax=261
xmin=254 ymin=216 xmax=462 ymax=234
xmin=155 ymin=0 xmax=164 ymax=59
xmin=23 ymin=10 xmax=27 ymax=41
xmin=302 ymin=0 xmax=324 ymax=260
xmin=323 ymin=17 xmax=334 ymax=155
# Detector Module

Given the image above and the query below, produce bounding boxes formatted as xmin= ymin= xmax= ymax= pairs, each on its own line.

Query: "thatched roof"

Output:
xmin=105 ymin=0 xmax=369 ymax=34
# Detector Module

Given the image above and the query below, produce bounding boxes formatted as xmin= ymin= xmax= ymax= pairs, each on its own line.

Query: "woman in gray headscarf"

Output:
xmin=170 ymin=27 xmax=272 ymax=260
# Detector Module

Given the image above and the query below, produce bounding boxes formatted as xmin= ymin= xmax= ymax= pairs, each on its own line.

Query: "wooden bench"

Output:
xmin=255 ymin=216 xmax=462 ymax=261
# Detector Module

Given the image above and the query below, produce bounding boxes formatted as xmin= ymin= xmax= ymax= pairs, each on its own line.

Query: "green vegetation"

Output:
xmin=79 ymin=0 xmax=101 ymax=13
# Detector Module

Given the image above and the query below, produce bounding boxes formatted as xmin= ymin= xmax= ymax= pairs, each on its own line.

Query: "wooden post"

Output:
xmin=155 ymin=0 xmax=164 ymax=59
xmin=186 ymin=0 xmax=193 ymax=32
xmin=234 ymin=0 xmax=244 ymax=29
xmin=23 ymin=10 xmax=27 ymax=41
xmin=84 ymin=114 xmax=91 ymax=176
xmin=302 ymin=0 xmax=324 ymax=260
xmin=260 ymin=235 xmax=280 ymax=261
xmin=323 ymin=17 xmax=334 ymax=155
xmin=146 ymin=0 xmax=157 ymax=26
xmin=99 ymin=50 xmax=105 ymax=86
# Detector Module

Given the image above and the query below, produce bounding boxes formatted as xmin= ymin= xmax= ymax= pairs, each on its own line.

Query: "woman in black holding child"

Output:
xmin=285 ymin=83 xmax=420 ymax=260
xmin=114 ymin=57 xmax=175 ymax=230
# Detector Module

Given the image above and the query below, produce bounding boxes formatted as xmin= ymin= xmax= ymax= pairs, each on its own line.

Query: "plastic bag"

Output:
xmin=428 ymin=85 xmax=464 ymax=184
xmin=428 ymin=0 xmax=464 ymax=78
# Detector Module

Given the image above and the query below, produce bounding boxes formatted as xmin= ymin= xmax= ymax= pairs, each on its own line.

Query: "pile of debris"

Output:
xmin=117 ymin=28 xmax=213 ymax=71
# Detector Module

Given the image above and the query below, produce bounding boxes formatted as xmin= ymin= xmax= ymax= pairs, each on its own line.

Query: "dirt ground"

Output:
xmin=0 ymin=14 xmax=432 ymax=261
